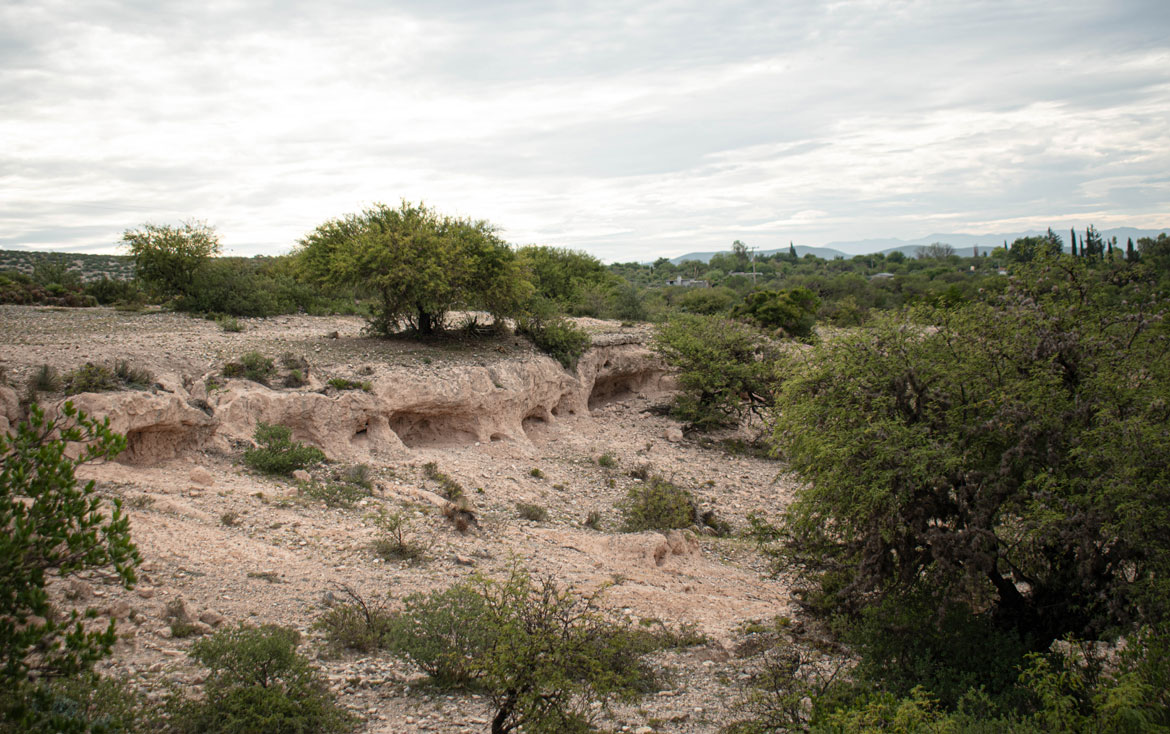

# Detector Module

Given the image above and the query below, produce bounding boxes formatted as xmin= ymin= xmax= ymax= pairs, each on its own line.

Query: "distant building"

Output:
xmin=665 ymin=276 xmax=709 ymax=287
xmin=870 ymin=272 xmax=895 ymax=280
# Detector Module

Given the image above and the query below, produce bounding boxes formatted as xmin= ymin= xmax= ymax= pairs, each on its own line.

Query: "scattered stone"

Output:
xmin=189 ymin=466 xmax=214 ymax=486
xmin=454 ymin=554 xmax=476 ymax=566
xmin=664 ymin=427 xmax=683 ymax=442
xmin=292 ymin=469 xmax=311 ymax=482
xmin=199 ymin=610 xmax=225 ymax=628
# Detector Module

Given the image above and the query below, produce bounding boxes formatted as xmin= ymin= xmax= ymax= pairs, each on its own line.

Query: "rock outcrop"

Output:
xmin=48 ymin=342 xmax=671 ymax=466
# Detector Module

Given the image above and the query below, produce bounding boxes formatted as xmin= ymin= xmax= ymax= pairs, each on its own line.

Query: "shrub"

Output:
xmin=217 ymin=315 xmax=243 ymax=333
xmin=521 ymin=316 xmax=592 ymax=370
xmin=171 ymin=624 xmax=354 ymax=734
xmin=0 ymin=672 xmax=160 ymax=734
xmin=596 ymin=453 xmax=617 ymax=468
xmin=583 ymin=510 xmax=602 ymax=530
xmin=619 ymin=477 xmax=698 ymax=532
xmin=369 ymin=509 xmax=427 ymax=563
xmin=326 ymin=377 xmax=370 ymax=391
xmin=123 ymin=220 xmax=220 ymax=299
xmin=732 ymin=287 xmax=820 ymax=338
xmin=383 ymin=567 xmax=657 ymax=732
xmin=653 ymin=313 xmax=780 ymax=430
xmin=29 ymin=363 xmax=60 ymax=393
xmin=84 ymin=276 xmax=144 ymax=306
xmin=0 ymin=403 xmax=139 ymax=684
xmin=315 ymin=587 xmax=394 ymax=654
xmin=243 ymin=423 xmax=326 ymax=476
xmin=528 ymin=467 xmax=545 ymax=479
xmin=283 ymin=369 xmax=307 ymax=388
xmin=223 ymin=351 xmax=275 ymax=384
xmin=300 ymin=480 xmax=370 ymax=508
xmin=516 ymin=502 xmax=548 ymax=522
xmin=423 ymin=461 xmax=465 ymax=500
xmin=113 ymin=359 xmax=153 ymax=389
xmin=62 ymin=363 xmax=119 ymax=395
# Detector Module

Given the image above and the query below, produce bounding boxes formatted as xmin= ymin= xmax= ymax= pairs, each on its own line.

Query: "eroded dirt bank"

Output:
xmin=0 ymin=306 xmax=799 ymax=733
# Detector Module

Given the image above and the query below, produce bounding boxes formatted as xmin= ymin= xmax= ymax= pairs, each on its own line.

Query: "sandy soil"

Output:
xmin=0 ymin=305 xmax=803 ymax=733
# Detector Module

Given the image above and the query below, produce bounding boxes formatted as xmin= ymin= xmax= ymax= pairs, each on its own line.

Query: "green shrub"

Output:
xmin=732 ymin=287 xmax=820 ymax=339
xmin=217 ymin=314 xmax=243 ymax=333
xmin=243 ymin=423 xmax=325 ymax=476
xmin=517 ymin=310 xmax=592 ymax=370
xmin=63 ymin=363 xmax=119 ymax=395
xmin=326 ymin=377 xmax=370 ymax=391
xmin=423 ymin=462 xmax=465 ymax=500
xmin=29 ymin=363 xmax=60 ymax=393
xmin=315 ymin=587 xmax=395 ymax=654
xmin=0 ymin=403 xmax=139 ymax=685
xmin=283 ymin=369 xmax=307 ymax=388
xmin=383 ymin=567 xmax=657 ymax=731
xmin=619 ymin=477 xmax=697 ymax=532
xmin=529 ymin=467 xmax=545 ymax=479
xmin=597 ymin=453 xmax=617 ymax=469
xmin=653 ymin=313 xmax=780 ymax=430
xmin=0 ymin=673 xmax=160 ymax=734
xmin=300 ymin=480 xmax=369 ymax=508
xmin=369 ymin=509 xmax=427 ymax=563
xmin=516 ymin=502 xmax=548 ymax=522
xmin=170 ymin=624 xmax=354 ymax=734
xmin=223 ymin=352 xmax=275 ymax=384
xmin=84 ymin=276 xmax=143 ymax=306
xmin=113 ymin=359 xmax=152 ymax=389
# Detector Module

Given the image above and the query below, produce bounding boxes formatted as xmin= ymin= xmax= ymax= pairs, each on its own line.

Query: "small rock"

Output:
xmin=635 ymin=727 xmax=654 ymax=734
xmin=107 ymin=600 xmax=133 ymax=619
xmin=454 ymin=554 xmax=476 ymax=566
xmin=292 ymin=469 xmax=311 ymax=482
xmin=189 ymin=467 xmax=214 ymax=486
xmin=66 ymin=579 xmax=93 ymax=601
xmin=199 ymin=610 xmax=225 ymax=628
xmin=137 ymin=587 xmax=155 ymax=599
xmin=664 ymin=427 xmax=683 ymax=442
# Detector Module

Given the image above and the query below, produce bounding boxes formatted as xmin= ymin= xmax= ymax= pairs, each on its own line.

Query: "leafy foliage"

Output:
xmin=382 ymin=567 xmax=657 ymax=733
xmin=618 ymin=477 xmax=697 ymax=532
xmin=653 ymin=313 xmax=780 ymax=430
xmin=297 ymin=201 xmax=531 ymax=336
xmin=171 ymin=624 xmax=354 ymax=734
xmin=122 ymin=220 xmax=220 ymax=299
xmin=0 ymin=403 xmax=140 ymax=683
xmin=774 ymin=257 xmax=1170 ymax=642
xmin=732 ymin=287 xmax=820 ymax=338
xmin=222 ymin=352 xmax=275 ymax=384
xmin=243 ymin=423 xmax=326 ymax=477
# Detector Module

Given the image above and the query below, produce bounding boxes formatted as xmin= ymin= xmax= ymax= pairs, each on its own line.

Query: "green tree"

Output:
xmin=297 ymin=202 xmax=530 ymax=335
xmin=172 ymin=625 xmax=353 ymax=734
xmin=653 ymin=313 xmax=780 ymax=430
xmin=1082 ymin=224 xmax=1104 ymax=260
xmin=732 ymin=287 xmax=820 ymax=338
xmin=774 ymin=257 xmax=1170 ymax=642
xmin=1 ymin=403 xmax=139 ymax=684
xmin=383 ymin=568 xmax=654 ymax=734
xmin=517 ymin=246 xmax=612 ymax=310
xmin=122 ymin=220 xmax=220 ymax=298
xmin=1007 ymin=229 xmax=1063 ymax=263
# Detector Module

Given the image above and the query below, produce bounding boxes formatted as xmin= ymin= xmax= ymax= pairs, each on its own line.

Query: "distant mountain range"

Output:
xmin=666 ymin=227 xmax=1169 ymax=265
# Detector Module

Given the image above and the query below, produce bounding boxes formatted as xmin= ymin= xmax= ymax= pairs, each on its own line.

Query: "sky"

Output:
xmin=2 ymin=0 xmax=1169 ymax=261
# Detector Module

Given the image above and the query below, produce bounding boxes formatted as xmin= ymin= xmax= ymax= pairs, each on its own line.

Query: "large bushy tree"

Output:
xmin=122 ymin=220 xmax=220 ymax=299
xmin=774 ymin=257 xmax=1170 ymax=642
xmin=297 ymin=202 xmax=531 ymax=335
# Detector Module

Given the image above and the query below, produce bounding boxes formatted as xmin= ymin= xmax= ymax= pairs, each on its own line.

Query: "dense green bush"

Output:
xmin=516 ymin=305 xmax=592 ymax=370
xmin=84 ymin=276 xmax=144 ymax=306
xmin=123 ymin=220 xmax=220 ymax=299
xmin=732 ymin=287 xmax=820 ymax=338
xmin=222 ymin=352 xmax=275 ymax=384
xmin=619 ymin=477 xmax=697 ymax=532
xmin=382 ymin=567 xmax=656 ymax=733
xmin=62 ymin=360 xmax=153 ymax=395
xmin=175 ymin=258 xmax=322 ymax=317
xmin=652 ymin=313 xmax=779 ymax=430
xmin=0 ymin=673 xmax=159 ymax=734
xmin=0 ymin=403 xmax=139 ymax=685
xmin=243 ymin=423 xmax=326 ymax=476
xmin=170 ymin=624 xmax=354 ymax=734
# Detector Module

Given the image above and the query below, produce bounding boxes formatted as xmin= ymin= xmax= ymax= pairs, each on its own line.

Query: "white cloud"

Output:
xmin=1 ymin=0 xmax=1167 ymax=260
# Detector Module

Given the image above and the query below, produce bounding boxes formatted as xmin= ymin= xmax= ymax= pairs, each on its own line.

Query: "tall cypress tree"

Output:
xmin=1127 ymin=237 xmax=1137 ymax=262
xmin=1071 ymin=230 xmax=1078 ymax=257
xmin=789 ymin=241 xmax=796 ymax=260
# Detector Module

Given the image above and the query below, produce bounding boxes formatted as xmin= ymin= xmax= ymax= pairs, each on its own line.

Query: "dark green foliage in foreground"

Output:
xmin=170 ymin=625 xmax=354 ymax=734
xmin=382 ymin=567 xmax=657 ymax=733
xmin=0 ymin=403 xmax=139 ymax=684
xmin=653 ymin=313 xmax=780 ymax=430
xmin=775 ymin=257 xmax=1170 ymax=641
xmin=0 ymin=672 xmax=160 ymax=734
xmin=243 ymin=423 xmax=326 ymax=477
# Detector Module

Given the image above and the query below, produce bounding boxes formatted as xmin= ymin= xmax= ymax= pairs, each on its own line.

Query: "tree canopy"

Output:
xmin=122 ymin=220 xmax=220 ymax=298
xmin=296 ymin=202 xmax=531 ymax=335
xmin=773 ymin=257 xmax=1170 ymax=642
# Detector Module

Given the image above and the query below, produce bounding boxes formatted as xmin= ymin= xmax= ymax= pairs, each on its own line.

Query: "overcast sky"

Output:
xmin=3 ymin=0 xmax=1168 ymax=260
